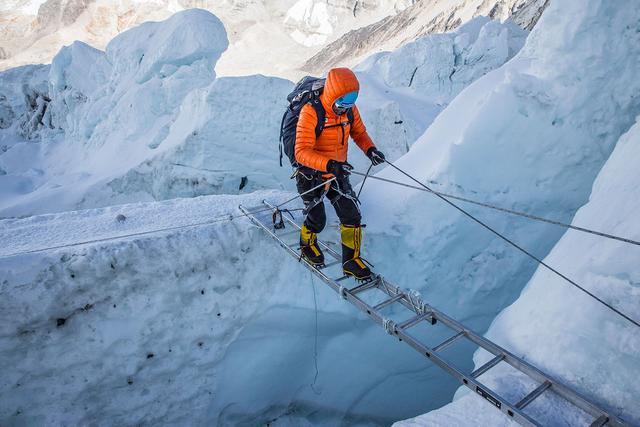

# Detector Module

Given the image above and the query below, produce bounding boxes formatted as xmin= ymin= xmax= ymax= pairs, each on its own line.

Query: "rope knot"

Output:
xmin=383 ymin=318 xmax=397 ymax=335
xmin=408 ymin=289 xmax=426 ymax=314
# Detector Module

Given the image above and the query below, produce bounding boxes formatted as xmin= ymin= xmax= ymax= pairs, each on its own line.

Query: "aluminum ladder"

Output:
xmin=238 ymin=200 xmax=628 ymax=427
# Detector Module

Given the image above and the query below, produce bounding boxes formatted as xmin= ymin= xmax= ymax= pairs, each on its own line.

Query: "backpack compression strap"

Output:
xmin=310 ymin=99 xmax=326 ymax=137
xmin=310 ymin=100 xmax=354 ymax=135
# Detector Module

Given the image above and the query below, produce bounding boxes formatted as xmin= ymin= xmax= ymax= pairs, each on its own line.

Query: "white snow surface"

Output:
xmin=353 ymin=16 xmax=527 ymax=169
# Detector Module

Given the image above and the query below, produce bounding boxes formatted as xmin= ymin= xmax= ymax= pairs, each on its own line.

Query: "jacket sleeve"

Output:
xmin=295 ymin=103 xmax=332 ymax=172
xmin=350 ymin=105 xmax=375 ymax=154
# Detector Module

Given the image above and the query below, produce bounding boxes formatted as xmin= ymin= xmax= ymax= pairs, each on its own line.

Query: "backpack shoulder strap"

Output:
xmin=310 ymin=99 xmax=326 ymax=138
xmin=346 ymin=107 xmax=354 ymax=124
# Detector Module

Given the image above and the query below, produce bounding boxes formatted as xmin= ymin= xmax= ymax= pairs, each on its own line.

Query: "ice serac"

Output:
xmin=352 ymin=16 xmax=527 ymax=170
xmin=104 ymin=75 xmax=293 ymax=201
xmin=0 ymin=9 xmax=248 ymax=217
xmin=0 ymin=10 xmax=528 ymax=217
xmin=385 ymin=0 xmax=640 ymax=424
xmin=0 ymin=64 xmax=50 ymax=139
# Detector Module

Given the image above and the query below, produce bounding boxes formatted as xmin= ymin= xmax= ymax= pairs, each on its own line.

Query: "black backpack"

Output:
xmin=279 ymin=76 xmax=354 ymax=167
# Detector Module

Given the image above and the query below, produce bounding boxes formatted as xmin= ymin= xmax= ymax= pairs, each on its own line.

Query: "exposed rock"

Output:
xmin=302 ymin=0 xmax=549 ymax=73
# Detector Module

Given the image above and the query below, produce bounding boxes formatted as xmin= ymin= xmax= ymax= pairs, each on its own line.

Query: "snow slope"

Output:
xmin=352 ymin=16 xmax=527 ymax=170
xmin=399 ymin=117 xmax=640 ymax=427
xmin=352 ymin=0 xmax=639 ymax=422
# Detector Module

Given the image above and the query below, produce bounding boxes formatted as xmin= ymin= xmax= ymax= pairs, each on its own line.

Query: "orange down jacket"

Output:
xmin=295 ymin=68 xmax=375 ymax=172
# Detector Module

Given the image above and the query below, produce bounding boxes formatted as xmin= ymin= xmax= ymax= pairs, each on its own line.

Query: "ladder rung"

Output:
xmin=248 ymin=204 xmax=629 ymax=427
xmin=277 ymin=229 xmax=300 ymax=237
xmin=321 ymin=260 xmax=342 ymax=269
xmin=515 ymin=380 xmax=551 ymax=409
xmin=471 ymin=354 xmax=504 ymax=378
xmin=397 ymin=313 xmax=431 ymax=330
xmin=347 ymin=279 xmax=380 ymax=296
xmin=590 ymin=415 xmax=609 ymax=427
xmin=433 ymin=331 xmax=465 ymax=352
xmin=373 ymin=294 xmax=405 ymax=311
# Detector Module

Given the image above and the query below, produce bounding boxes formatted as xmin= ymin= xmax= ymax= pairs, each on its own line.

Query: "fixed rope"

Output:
xmin=4 ymin=159 xmax=638 ymax=328
xmin=356 ymin=163 xmax=373 ymax=200
xmin=1 ymin=178 xmax=336 ymax=258
xmin=351 ymin=171 xmax=640 ymax=247
xmin=380 ymin=159 xmax=640 ymax=329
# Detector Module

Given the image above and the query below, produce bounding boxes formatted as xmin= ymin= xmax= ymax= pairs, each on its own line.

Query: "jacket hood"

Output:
xmin=320 ymin=67 xmax=360 ymax=113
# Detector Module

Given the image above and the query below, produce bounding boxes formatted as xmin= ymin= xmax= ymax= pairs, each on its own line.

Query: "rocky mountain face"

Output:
xmin=34 ymin=0 xmax=93 ymax=31
xmin=302 ymin=0 xmax=549 ymax=73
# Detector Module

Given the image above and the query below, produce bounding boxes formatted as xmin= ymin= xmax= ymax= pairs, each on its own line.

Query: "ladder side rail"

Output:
xmin=240 ymin=205 xmax=342 ymax=293
xmin=244 ymin=204 xmax=627 ymax=427
xmin=344 ymin=284 xmax=539 ymax=425
xmin=423 ymin=303 xmax=625 ymax=424
xmin=355 ymin=274 xmax=624 ymax=425
xmin=333 ymin=280 xmax=539 ymax=425
xmin=396 ymin=328 xmax=540 ymax=427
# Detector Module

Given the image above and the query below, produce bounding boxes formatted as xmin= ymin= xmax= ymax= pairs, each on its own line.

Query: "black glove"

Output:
xmin=367 ymin=147 xmax=386 ymax=166
xmin=326 ymin=160 xmax=353 ymax=177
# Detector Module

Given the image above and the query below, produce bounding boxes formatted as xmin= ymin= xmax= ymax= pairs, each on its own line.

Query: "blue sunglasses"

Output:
xmin=335 ymin=91 xmax=359 ymax=108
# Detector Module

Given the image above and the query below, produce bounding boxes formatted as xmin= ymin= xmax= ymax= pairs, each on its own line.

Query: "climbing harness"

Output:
xmin=238 ymin=199 xmax=629 ymax=427
xmin=272 ymin=209 xmax=285 ymax=230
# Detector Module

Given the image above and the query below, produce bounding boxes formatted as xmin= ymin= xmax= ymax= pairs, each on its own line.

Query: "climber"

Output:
xmin=293 ymin=67 xmax=386 ymax=280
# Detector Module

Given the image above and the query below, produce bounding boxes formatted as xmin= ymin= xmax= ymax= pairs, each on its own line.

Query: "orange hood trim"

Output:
xmin=320 ymin=68 xmax=360 ymax=113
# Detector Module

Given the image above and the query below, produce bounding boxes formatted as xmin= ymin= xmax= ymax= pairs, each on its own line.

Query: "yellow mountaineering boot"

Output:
xmin=300 ymin=224 xmax=325 ymax=266
xmin=340 ymin=224 xmax=372 ymax=280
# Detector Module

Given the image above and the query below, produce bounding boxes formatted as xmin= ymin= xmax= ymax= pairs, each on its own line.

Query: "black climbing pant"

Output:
xmin=296 ymin=169 xmax=361 ymax=233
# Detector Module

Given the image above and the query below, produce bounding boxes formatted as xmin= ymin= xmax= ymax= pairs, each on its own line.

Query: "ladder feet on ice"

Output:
xmin=238 ymin=201 xmax=628 ymax=427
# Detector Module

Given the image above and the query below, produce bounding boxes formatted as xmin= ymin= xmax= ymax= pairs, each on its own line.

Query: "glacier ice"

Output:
xmin=1 ymin=0 xmax=639 ymax=425
xmin=0 ymin=10 xmax=527 ymax=218
xmin=398 ymin=115 xmax=640 ymax=427
xmin=393 ymin=0 xmax=640 ymax=424
xmin=352 ymin=16 xmax=528 ymax=172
